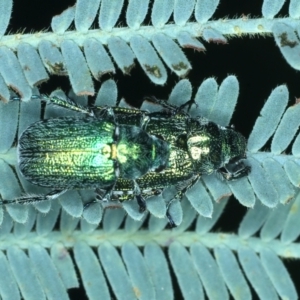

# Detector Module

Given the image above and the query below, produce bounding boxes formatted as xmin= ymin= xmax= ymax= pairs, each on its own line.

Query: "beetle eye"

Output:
xmin=219 ymin=155 xmax=250 ymax=180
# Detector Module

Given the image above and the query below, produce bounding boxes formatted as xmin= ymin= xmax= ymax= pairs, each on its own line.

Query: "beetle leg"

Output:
xmin=133 ymin=180 xmax=146 ymax=212
xmin=166 ymin=211 xmax=176 ymax=228
xmin=11 ymin=94 xmax=95 ymax=117
xmin=42 ymin=95 xmax=95 ymax=117
xmin=100 ymin=180 xmax=147 ymax=212
xmin=218 ymin=157 xmax=251 ymax=181
xmin=93 ymin=106 xmax=118 ymax=126
xmin=83 ymin=183 xmax=117 ymax=210
xmin=0 ymin=189 xmax=67 ymax=205
xmin=140 ymin=115 xmax=150 ymax=130
xmin=164 ymin=175 xmax=200 ymax=227
xmin=143 ymin=96 xmax=190 ymax=116
xmin=136 ymin=194 xmax=146 ymax=212
xmin=83 ymin=199 xmax=99 ymax=210
xmin=143 ymin=96 xmax=177 ymax=112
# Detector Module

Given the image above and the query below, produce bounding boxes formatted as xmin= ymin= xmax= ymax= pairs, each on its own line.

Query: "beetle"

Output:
xmin=2 ymin=94 xmax=250 ymax=225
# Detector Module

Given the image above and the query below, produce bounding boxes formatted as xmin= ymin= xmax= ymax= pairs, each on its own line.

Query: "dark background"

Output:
xmin=8 ymin=0 xmax=300 ymax=299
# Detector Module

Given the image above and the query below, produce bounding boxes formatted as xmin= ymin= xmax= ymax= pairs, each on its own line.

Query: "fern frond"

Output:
xmin=0 ymin=194 xmax=299 ymax=299
xmin=0 ymin=1 xmax=300 ymax=299
xmin=0 ymin=0 xmax=299 ymax=99
xmin=2 ymin=77 xmax=300 ymax=229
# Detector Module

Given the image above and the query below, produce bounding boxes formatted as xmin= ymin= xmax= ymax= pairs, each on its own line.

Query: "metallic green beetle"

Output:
xmin=3 ymin=95 xmax=250 ymax=225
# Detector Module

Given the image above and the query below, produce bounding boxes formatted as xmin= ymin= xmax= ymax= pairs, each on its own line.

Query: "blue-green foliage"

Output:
xmin=0 ymin=0 xmax=300 ymax=299
xmin=0 ymin=0 xmax=299 ymax=100
xmin=0 ymin=77 xmax=299 ymax=300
